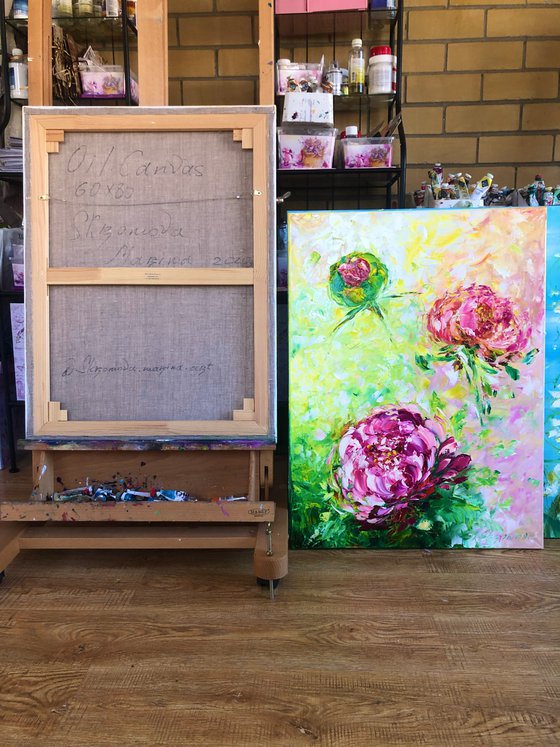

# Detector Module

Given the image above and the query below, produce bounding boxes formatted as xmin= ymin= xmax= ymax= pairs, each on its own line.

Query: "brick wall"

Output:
xmin=167 ymin=0 xmax=260 ymax=106
xmin=404 ymin=1 xmax=560 ymax=191
xmin=168 ymin=1 xmax=560 ymax=192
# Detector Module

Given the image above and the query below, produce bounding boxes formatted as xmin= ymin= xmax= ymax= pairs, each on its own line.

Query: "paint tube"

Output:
xmin=428 ymin=166 xmax=441 ymax=190
xmin=553 ymin=186 xmax=560 ymax=206
xmin=456 ymin=175 xmax=470 ymax=200
xmin=53 ymin=486 xmax=93 ymax=501
xmin=154 ymin=489 xmax=196 ymax=502
xmin=470 ymin=173 xmax=493 ymax=203
xmin=534 ymin=174 xmax=545 ymax=205
xmin=527 ymin=184 xmax=539 ymax=207
xmin=217 ymin=496 xmax=248 ymax=502
xmin=433 ymin=163 xmax=443 ymax=186
xmin=120 ymin=490 xmax=152 ymax=501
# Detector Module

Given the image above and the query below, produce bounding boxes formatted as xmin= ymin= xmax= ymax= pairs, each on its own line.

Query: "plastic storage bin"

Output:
xmin=282 ymin=92 xmax=334 ymax=126
xmin=276 ymin=60 xmax=324 ymax=95
xmin=278 ymin=129 xmax=337 ymax=169
xmin=80 ymin=67 xmax=139 ymax=102
xmin=341 ymin=136 xmax=393 ymax=168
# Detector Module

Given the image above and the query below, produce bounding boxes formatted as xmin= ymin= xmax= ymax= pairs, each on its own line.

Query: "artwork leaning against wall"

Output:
xmin=289 ymin=208 xmax=547 ymax=550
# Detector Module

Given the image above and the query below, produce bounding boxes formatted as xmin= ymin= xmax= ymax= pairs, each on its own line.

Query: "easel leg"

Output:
xmin=0 ymin=523 xmax=25 ymax=578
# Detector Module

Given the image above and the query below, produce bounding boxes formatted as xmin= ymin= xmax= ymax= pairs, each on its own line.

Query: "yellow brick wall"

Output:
xmin=404 ymin=1 xmax=560 ymax=191
xmin=168 ymin=1 xmax=560 ymax=192
xmin=167 ymin=0 xmax=260 ymax=107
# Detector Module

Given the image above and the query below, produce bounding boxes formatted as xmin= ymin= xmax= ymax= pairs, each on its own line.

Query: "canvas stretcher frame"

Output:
xmin=25 ymin=107 xmax=276 ymax=440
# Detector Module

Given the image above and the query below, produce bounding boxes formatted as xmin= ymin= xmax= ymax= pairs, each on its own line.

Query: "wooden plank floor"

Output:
xmin=0 ymin=543 xmax=558 ymax=746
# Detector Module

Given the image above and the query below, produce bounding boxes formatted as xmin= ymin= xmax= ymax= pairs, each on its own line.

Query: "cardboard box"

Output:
xmin=282 ymin=92 xmax=334 ymax=126
xmin=275 ymin=0 xmax=307 ymax=12
xmin=307 ymin=1 xmax=367 ymax=11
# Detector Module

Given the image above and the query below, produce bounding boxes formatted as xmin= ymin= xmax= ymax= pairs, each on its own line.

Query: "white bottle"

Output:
xmin=368 ymin=46 xmax=393 ymax=95
xmin=103 ymin=0 xmax=120 ymax=16
xmin=9 ymin=48 xmax=28 ymax=100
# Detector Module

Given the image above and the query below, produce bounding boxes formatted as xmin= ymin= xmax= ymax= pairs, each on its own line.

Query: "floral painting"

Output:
xmin=545 ymin=208 xmax=560 ymax=538
xmin=289 ymin=209 xmax=545 ymax=549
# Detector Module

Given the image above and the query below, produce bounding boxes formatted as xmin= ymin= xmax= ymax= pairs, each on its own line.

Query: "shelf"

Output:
xmin=278 ymin=166 xmax=401 ymax=185
xmin=276 ymin=92 xmax=395 ymax=113
xmin=6 ymin=15 xmax=137 ymax=48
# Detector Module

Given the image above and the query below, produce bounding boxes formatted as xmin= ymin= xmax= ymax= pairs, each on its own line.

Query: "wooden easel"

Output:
xmin=0 ymin=441 xmax=288 ymax=596
xmin=0 ymin=2 xmax=287 ymax=596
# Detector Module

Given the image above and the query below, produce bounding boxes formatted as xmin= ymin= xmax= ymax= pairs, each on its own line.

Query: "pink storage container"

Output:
xmin=275 ymin=0 xmax=307 ymax=12
xmin=80 ymin=67 xmax=139 ymax=103
xmin=341 ymin=137 xmax=393 ymax=169
xmin=278 ymin=129 xmax=337 ymax=169
xmin=307 ymin=1 xmax=367 ymax=11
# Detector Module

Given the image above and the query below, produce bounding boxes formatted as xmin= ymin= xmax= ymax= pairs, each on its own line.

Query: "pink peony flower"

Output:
xmin=334 ymin=406 xmax=471 ymax=529
xmin=337 ymin=256 xmax=371 ymax=287
xmin=427 ymin=284 xmax=531 ymax=361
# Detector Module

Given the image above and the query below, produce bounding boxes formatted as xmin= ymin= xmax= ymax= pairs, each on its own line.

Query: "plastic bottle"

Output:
xmin=53 ymin=0 xmax=74 ymax=17
xmin=103 ymin=0 xmax=120 ymax=16
xmin=348 ymin=39 xmax=365 ymax=95
xmin=368 ymin=46 xmax=392 ymax=95
xmin=342 ymin=126 xmax=359 ymax=139
xmin=12 ymin=0 xmax=28 ymax=18
xmin=8 ymin=48 xmax=28 ymax=100
xmin=73 ymin=0 xmax=94 ymax=16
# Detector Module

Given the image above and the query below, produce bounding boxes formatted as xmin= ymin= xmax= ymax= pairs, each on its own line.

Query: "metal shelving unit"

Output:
xmin=275 ymin=3 xmax=407 ymax=209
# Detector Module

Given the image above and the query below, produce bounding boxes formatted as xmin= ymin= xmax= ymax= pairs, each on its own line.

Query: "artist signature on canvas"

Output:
xmin=61 ymin=356 xmax=213 ymax=378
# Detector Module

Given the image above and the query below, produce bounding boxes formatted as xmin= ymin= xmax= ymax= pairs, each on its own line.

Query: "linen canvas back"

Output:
xmin=289 ymin=208 xmax=545 ymax=549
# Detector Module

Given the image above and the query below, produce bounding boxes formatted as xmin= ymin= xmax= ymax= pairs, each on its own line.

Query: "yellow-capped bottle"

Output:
xmin=348 ymin=39 xmax=365 ymax=95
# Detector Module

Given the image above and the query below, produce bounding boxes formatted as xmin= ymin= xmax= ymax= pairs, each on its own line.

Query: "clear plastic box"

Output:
xmin=341 ymin=136 xmax=394 ymax=169
xmin=278 ymin=129 xmax=338 ymax=169
xmin=80 ymin=66 xmax=139 ymax=103
xmin=276 ymin=60 xmax=324 ymax=95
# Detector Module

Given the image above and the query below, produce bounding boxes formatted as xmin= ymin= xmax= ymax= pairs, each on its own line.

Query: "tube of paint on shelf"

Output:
xmin=534 ymin=174 xmax=545 ymax=205
xmin=470 ymin=173 xmax=493 ymax=203
xmin=433 ymin=163 xmax=443 ymax=186
xmin=155 ymin=489 xmax=196 ymax=502
xmin=553 ymin=186 xmax=560 ymax=206
xmin=527 ymin=184 xmax=539 ymax=207
xmin=544 ymin=187 xmax=554 ymax=206
xmin=456 ymin=175 xmax=470 ymax=200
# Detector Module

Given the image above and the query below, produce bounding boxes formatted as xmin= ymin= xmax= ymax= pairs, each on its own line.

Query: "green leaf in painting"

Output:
xmin=429 ymin=390 xmax=446 ymax=415
xmin=522 ymin=348 xmax=538 ymax=365
xmin=415 ymin=354 xmax=433 ymax=371
xmin=504 ymin=364 xmax=520 ymax=381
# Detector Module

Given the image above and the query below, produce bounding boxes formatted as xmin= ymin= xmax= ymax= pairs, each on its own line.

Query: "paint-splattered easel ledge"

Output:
xmin=20 ymin=438 xmax=276 ymax=452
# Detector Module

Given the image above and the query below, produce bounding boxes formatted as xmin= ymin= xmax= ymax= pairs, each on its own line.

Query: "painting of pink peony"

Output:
xmin=289 ymin=209 xmax=546 ymax=548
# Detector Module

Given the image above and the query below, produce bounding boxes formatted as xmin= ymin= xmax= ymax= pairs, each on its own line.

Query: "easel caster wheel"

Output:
xmin=256 ymin=577 xmax=280 ymax=589
xmin=0 ymin=571 xmax=5 ymax=584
